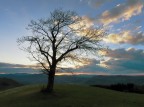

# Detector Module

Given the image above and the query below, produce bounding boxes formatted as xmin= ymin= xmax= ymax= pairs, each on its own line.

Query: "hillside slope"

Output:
xmin=0 ymin=84 xmax=143 ymax=107
xmin=0 ymin=78 xmax=21 ymax=91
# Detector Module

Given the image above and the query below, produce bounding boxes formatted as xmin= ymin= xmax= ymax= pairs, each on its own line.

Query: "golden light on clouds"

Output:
xmin=100 ymin=0 xmax=143 ymax=25
xmin=97 ymin=62 xmax=108 ymax=68
xmin=103 ymin=30 xmax=144 ymax=45
xmin=98 ymin=49 xmax=108 ymax=56
xmin=103 ymin=31 xmax=131 ymax=44
xmin=58 ymin=58 xmax=91 ymax=69
xmin=56 ymin=72 xmax=109 ymax=76
xmin=70 ymin=16 xmax=94 ymax=30
xmin=121 ymin=2 xmax=143 ymax=20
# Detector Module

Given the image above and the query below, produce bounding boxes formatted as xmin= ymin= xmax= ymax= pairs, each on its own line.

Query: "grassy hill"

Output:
xmin=0 ymin=84 xmax=143 ymax=107
xmin=0 ymin=78 xmax=21 ymax=91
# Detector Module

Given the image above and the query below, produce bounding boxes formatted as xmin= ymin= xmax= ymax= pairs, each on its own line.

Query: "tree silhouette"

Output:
xmin=18 ymin=9 xmax=106 ymax=93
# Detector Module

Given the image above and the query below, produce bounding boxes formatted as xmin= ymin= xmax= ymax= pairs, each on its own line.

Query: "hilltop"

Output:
xmin=0 ymin=84 xmax=143 ymax=107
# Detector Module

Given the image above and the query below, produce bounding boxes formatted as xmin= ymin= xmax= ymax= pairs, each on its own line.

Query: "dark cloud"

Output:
xmin=1 ymin=47 xmax=144 ymax=75
xmin=0 ymin=62 xmax=40 ymax=74
xmin=0 ymin=68 xmax=40 ymax=74
xmin=73 ymin=48 xmax=144 ymax=75
xmin=102 ymin=48 xmax=144 ymax=73
xmin=0 ymin=62 xmax=25 ymax=68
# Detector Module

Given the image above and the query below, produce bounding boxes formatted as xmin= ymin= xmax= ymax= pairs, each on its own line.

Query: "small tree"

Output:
xmin=18 ymin=9 xmax=106 ymax=93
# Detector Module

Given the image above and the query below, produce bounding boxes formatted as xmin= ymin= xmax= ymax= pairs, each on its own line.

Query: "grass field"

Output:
xmin=0 ymin=84 xmax=143 ymax=107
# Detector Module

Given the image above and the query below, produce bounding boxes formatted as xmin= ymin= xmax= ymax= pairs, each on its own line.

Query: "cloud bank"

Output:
xmin=100 ymin=48 xmax=144 ymax=73
xmin=0 ymin=62 xmax=40 ymax=74
xmin=73 ymin=48 xmax=144 ymax=75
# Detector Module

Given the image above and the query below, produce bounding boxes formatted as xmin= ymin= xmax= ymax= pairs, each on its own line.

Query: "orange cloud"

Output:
xmin=56 ymin=72 xmax=109 ymax=76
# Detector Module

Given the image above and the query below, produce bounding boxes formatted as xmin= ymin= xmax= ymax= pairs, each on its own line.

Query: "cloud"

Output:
xmin=1 ymin=49 xmax=144 ymax=75
xmin=70 ymin=16 xmax=94 ymax=30
xmin=0 ymin=68 xmax=40 ymax=74
xmin=99 ymin=48 xmax=144 ymax=74
xmin=100 ymin=0 xmax=143 ymax=25
xmin=71 ymin=59 xmax=109 ymax=74
xmin=71 ymin=47 xmax=144 ymax=75
xmin=0 ymin=62 xmax=25 ymax=68
xmin=73 ymin=48 xmax=144 ymax=75
xmin=60 ymin=47 xmax=144 ymax=75
xmin=104 ymin=30 xmax=144 ymax=45
xmin=0 ymin=62 xmax=40 ymax=74
xmin=88 ymin=0 xmax=113 ymax=8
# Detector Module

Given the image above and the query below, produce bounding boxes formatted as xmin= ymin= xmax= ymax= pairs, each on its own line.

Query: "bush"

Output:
xmin=110 ymin=83 xmax=134 ymax=92
xmin=91 ymin=83 xmax=144 ymax=94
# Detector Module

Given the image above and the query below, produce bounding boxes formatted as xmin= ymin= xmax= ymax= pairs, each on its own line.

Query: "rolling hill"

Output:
xmin=0 ymin=74 xmax=144 ymax=85
xmin=0 ymin=84 xmax=143 ymax=107
xmin=0 ymin=78 xmax=21 ymax=91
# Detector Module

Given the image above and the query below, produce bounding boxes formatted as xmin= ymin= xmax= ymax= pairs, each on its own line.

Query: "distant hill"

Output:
xmin=0 ymin=84 xmax=143 ymax=107
xmin=0 ymin=78 xmax=21 ymax=91
xmin=0 ymin=74 xmax=144 ymax=85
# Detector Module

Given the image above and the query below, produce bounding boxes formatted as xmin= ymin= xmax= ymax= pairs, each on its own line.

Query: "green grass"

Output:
xmin=0 ymin=84 xmax=144 ymax=107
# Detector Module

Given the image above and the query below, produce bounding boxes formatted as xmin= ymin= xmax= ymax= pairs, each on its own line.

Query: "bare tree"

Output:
xmin=17 ymin=9 xmax=106 ymax=93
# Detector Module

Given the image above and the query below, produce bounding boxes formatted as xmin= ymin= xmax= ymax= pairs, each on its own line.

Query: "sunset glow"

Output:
xmin=0 ymin=0 xmax=144 ymax=75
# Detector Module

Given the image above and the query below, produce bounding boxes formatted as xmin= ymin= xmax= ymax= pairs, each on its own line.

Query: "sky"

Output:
xmin=0 ymin=0 xmax=144 ymax=75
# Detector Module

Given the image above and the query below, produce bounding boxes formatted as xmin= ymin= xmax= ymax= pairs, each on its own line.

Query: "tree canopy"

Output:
xmin=18 ymin=9 xmax=106 ymax=92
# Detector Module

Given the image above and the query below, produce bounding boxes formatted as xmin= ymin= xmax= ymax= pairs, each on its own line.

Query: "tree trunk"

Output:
xmin=46 ymin=58 xmax=56 ymax=93
xmin=45 ymin=64 xmax=56 ymax=93
xmin=46 ymin=72 xmax=55 ymax=93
